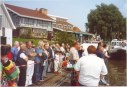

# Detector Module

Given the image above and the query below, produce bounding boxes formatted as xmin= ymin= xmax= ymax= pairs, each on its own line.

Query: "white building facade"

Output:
xmin=0 ymin=1 xmax=15 ymax=45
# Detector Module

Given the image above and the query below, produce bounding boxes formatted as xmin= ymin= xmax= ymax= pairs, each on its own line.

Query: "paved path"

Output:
xmin=40 ymin=69 xmax=71 ymax=86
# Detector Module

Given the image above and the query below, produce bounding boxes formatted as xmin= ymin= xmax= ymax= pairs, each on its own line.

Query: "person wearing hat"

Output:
xmin=1 ymin=45 xmax=19 ymax=86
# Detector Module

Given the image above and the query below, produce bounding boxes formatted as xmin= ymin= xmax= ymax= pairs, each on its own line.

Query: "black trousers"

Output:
xmin=18 ymin=67 xmax=27 ymax=86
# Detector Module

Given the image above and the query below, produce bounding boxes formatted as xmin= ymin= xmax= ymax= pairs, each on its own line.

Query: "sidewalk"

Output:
xmin=39 ymin=69 xmax=71 ymax=86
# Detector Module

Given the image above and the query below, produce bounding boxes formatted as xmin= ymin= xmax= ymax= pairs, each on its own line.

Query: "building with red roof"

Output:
xmin=5 ymin=3 xmax=54 ymax=38
xmin=5 ymin=3 xmax=93 ymax=42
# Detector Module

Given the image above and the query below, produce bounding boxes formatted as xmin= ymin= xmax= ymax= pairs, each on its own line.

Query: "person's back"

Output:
xmin=75 ymin=54 xmax=107 ymax=86
xmin=74 ymin=45 xmax=107 ymax=86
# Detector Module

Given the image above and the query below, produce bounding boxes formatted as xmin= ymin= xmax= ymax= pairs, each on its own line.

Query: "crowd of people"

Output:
xmin=0 ymin=40 xmax=110 ymax=86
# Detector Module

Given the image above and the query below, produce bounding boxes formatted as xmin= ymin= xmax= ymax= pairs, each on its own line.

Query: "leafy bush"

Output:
xmin=52 ymin=31 xmax=76 ymax=45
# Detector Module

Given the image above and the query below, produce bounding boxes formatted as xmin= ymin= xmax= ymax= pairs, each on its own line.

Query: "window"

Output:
xmin=20 ymin=18 xmax=24 ymax=23
xmin=38 ymin=20 xmax=42 ymax=26
xmin=15 ymin=16 xmax=19 ymax=25
xmin=64 ymin=25 xmax=67 ymax=29
xmin=61 ymin=25 xmax=63 ymax=29
xmin=24 ymin=18 xmax=29 ymax=24
xmin=47 ymin=23 xmax=51 ymax=29
xmin=53 ymin=23 xmax=56 ymax=27
xmin=43 ymin=21 xmax=50 ymax=28
xmin=29 ymin=19 xmax=34 ymax=25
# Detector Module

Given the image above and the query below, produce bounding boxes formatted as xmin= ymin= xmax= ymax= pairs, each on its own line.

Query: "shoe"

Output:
xmin=34 ymin=81 xmax=41 ymax=86
xmin=44 ymin=76 xmax=47 ymax=78
xmin=28 ymin=83 xmax=36 ymax=86
xmin=38 ymin=81 xmax=42 ymax=85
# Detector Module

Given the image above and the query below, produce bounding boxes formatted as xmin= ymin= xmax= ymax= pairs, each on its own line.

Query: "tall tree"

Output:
xmin=86 ymin=3 xmax=126 ymax=41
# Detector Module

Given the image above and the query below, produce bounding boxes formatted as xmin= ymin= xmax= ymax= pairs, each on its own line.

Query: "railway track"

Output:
xmin=55 ymin=73 xmax=70 ymax=86
xmin=40 ymin=69 xmax=71 ymax=86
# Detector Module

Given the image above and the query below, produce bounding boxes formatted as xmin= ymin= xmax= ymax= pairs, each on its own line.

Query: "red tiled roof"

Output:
xmin=56 ymin=21 xmax=73 ymax=26
xmin=55 ymin=21 xmax=81 ymax=32
xmin=5 ymin=4 xmax=53 ymax=21
xmin=73 ymin=27 xmax=81 ymax=32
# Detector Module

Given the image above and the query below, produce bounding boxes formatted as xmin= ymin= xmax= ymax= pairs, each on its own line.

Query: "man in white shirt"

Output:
xmin=74 ymin=45 xmax=108 ymax=86
xmin=70 ymin=42 xmax=80 ymax=64
xmin=25 ymin=41 xmax=36 ymax=86
xmin=60 ymin=43 xmax=66 ymax=53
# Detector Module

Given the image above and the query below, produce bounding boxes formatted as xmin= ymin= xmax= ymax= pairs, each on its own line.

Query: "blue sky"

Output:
xmin=5 ymin=0 xmax=126 ymax=32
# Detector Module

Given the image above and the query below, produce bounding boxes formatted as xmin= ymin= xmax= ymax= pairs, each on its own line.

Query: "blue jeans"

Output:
xmin=40 ymin=65 xmax=44 ymax=80
xmin=42 ymin=60 xmax=48 ymax=77
xmin=34 ymin=63 xmax=41 ymax=82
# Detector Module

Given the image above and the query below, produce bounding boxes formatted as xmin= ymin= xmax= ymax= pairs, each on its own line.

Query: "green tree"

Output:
xmin=52 ymin=31 xmax=76 ymax=45
xmin=86 ymin=3 xmax=126 ymax=41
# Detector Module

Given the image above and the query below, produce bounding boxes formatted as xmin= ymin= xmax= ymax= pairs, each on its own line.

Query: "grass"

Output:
xmin=13 ymin=37 xmax=56 ymax=46
xmin=13 ymin=37 xmax=41 ymax=46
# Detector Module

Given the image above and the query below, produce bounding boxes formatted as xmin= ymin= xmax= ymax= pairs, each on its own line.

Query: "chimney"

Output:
xmin=39 ymin=8 xmax=48 ymax=15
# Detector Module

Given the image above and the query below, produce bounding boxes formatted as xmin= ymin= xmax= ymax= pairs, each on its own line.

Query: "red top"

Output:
xmin=7 ymin=52 xmax=13 ymax=60
xmin=62 ymin=61 xmax=68 ymax=67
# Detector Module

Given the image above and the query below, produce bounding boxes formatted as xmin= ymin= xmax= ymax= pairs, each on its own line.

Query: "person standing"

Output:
xmin=7 ymin=44 xmax=13 ymax=60
xmin=78 ymin=46 xmax=84 ymax=58
xmin=103 ymin=44 xmax=110 ymax=59
xmin=96 ymin=42 xmax=105 ymax=59
xmin=55 ymin=44 xmax=61 ymax=52
xmin=33 ymin=41 xmax=44 ymax=85
xmin=25 ymin=41 xmax=36 ymax=86
xmin=1 ymin=45 xmax=19 ymax=86
xmin=70 ymin=42 xmax=80 ymax=64
xmin=54 ymin=51 xmax=60 ymax=75
xmin=74 ymin=45 xmax=108 ymax=86
xmin=42 ymin=45 xmax=49 ymax=80
xmin=45 ymin=43 xmax=54 ymax=73
xmin=11 ymin=41 xmax=20 ymax=63
xmin=16 ymin=43 xmax=28 ymax=86
xmin=60 ymin=43 xmax=66 ymax=54
xmin=70 ymin=42 xmax=80 ymax=86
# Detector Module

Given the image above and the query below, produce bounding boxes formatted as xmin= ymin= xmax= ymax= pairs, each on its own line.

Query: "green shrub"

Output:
xmin=13 ymin=38 xmax=40 ymax=46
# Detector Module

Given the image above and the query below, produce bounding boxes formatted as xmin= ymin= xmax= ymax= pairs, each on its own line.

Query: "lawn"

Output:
xmin=13 ymin=38 xmax=41 ymax=46
xmin=13 ymin=38 xmax=55 ymax=46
